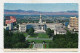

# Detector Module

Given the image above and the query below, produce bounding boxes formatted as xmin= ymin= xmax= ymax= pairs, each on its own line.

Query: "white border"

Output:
xmin=0 ymin=0 xmax=80 ymax=53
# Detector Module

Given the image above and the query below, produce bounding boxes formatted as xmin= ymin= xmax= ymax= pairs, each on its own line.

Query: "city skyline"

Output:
xmin=4 ymin=3 xmax=78 ymax=12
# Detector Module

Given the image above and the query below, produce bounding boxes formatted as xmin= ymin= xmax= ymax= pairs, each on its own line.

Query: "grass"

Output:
xmin=23 ymin=33 xmax=28 ymax=37
xmin=38 ymin=33 xmax=49 ymax=38
xmin=29 ymin=36 xmax=37 ymax=38
xmin=28 ymin=33 xmax=38 ymax=38
xmin=43 ymin=43 xmax=49 ymax=48
xmin=29 ymin=33 xmax=49 ymax=38
xmin=28 ymin=40 xmax=51 ymax=43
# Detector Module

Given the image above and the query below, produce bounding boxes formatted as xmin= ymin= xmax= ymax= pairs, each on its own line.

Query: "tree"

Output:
xmin=4 ymin=29 xmax=9 ymax=37
xmin=46 ymin=28 xmax=52 ymax=37
xmin=16 ymin=24 xmax=19 ymax=28
xmin=28 ymin=28 xmax=34 ymax=36
xmin=11 ymin=32 xmax=25 ymax=44
xmin=51 ymin=30 xmax=54 ymax=36
xmin=4 ymin=36 xmax=12 ymax=48
xmin=49 ymin=32 xmax=78 ymax=48
xmin=51 ymin=30 xmax=54 ymax=33
xmin=13 ymin=42 xmax=29 ymax=48
xmin=4 ymin=30 xmax=30 ymax=48
xmin=4 ymin=30 xmax=13 ymax=48
xmin=11 ymin=32 xmax=30 ymax=48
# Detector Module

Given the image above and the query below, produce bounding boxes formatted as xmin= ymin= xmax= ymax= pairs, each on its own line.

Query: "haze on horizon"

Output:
xmin=4 ymin=3 xmax=78 ymax=12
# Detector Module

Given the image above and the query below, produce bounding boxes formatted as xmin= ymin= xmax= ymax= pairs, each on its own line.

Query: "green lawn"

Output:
xmin=29 ymin=36 xmax=37 ymax=38
xmin=28 ymin=40 xmax=51 ymax=43
xmin=29 ymin=33 xmax=49 ymax=38
xmin=28 ymin=33 xmax=38 ymax=38
xmin=43 ymin=43 xmax=49 ymax=48
xmin=23 ymin=33 xmax=28 ymax=37
xmin=27 ymin=33 xmax=51 ymax=43
xmin=38 ymin=33 xmax=49 ymax=38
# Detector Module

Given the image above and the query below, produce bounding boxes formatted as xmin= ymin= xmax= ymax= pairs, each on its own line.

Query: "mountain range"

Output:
xmin=4 ymin=9 xmax=78 ymax=15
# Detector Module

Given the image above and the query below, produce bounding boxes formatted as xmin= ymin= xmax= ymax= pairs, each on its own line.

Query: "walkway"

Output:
xmin=26 ymin=36 xmax=53 ymax=40
xmin=27 ymin=38 xmax=52 ymax=40
xmin=33 ymin=43 xmax=43 ymax=48
xmin=25 ymin=35 xmax=30 ymax=40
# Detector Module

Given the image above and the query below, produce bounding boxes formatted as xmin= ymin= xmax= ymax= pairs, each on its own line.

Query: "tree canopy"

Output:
xmin=49 ymin=30 xmax=78 ymax=48
xmin=46 ymin=28 xmax=54 ymax=37
xmin=28 ymin=28 xmax=34 ymax=36
xmin=4 ymin=30 xmax=29 ymax=48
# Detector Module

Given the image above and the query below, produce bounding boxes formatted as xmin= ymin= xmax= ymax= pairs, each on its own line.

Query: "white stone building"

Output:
xmin=7 ymin=23 xmax=13 ymax=30
xmin=4 ymin=26 xmax=9 ymax=30
xmin=4 ymin=23 xmax=13 ymax=30
xmin=54 ymin=28 xmax=66 ymax=35
xmin=19 ymin=14 xmax=66 ymax=34
xmin=19 ymin=14 xmax=46 ymax=33
xmin=46 ymin=23 xmax=63 ymax=30
xmin=19 ymin=23 xmax=27 ymax=32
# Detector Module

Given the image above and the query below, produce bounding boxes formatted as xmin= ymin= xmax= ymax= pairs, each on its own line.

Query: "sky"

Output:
xmin=4 ymin=3 xmax=78 ymax=12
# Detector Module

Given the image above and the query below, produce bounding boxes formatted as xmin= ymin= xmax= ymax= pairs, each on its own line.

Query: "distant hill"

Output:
xmin=4 ymin=9 xmax=78 ymax=15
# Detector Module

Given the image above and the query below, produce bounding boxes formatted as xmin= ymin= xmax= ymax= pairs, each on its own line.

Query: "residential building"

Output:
xmin=68 ymin=16 xmax=78 ymax=31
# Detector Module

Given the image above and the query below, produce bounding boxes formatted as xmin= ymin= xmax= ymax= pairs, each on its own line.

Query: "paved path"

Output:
xmin=33 ymin=43 xmax=43 ymax=48
xmin=25 ymin=37 xmax=53 ymax=40
xmin=25 ymin=35 xmax=53 ymax=40
xmin=25 ymin=35 xmax=30 ymax=40
xmin=26 ymin=37 xmax=53 ymax=40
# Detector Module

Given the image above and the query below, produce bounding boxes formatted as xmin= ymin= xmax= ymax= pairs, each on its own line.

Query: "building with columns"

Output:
xmin=19 ymin=14 xmax=46 ymax=33
xmin=19 ymin=14 xmax=66 ymax=35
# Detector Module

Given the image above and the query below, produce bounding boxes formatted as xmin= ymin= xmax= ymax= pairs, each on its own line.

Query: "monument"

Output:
xmin=34 ymin=14 xmax=46 ymax=33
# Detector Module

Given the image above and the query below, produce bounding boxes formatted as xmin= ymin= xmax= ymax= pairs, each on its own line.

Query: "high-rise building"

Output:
xmin=68 ymin=16 xmax=78 ymax=31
